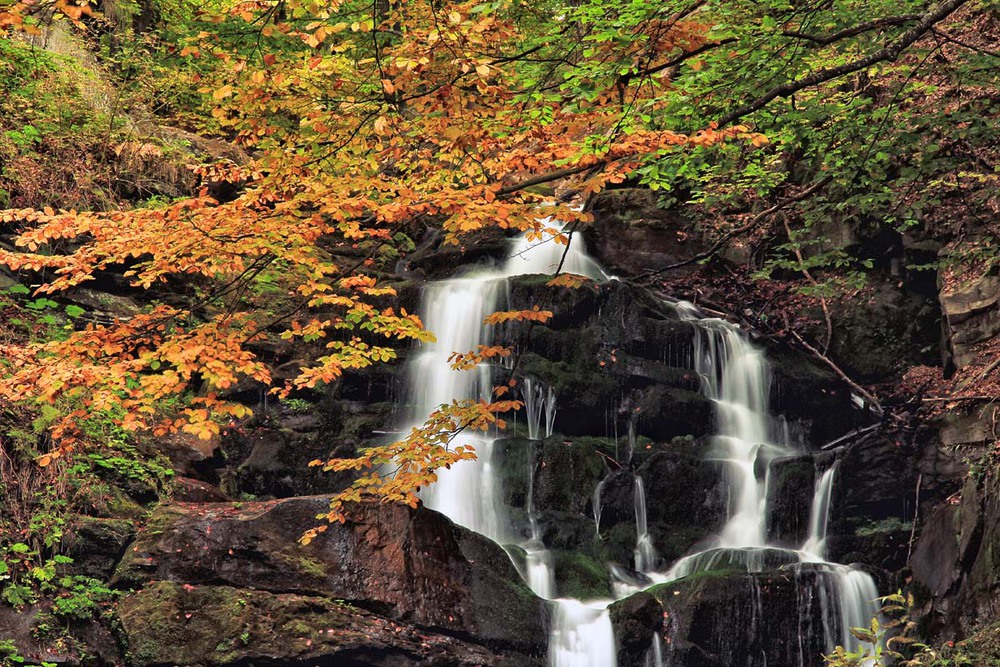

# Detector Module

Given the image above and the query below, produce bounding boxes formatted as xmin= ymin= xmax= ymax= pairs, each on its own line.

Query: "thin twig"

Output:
xmin=907 ymin=472 xmax=922 ymax=562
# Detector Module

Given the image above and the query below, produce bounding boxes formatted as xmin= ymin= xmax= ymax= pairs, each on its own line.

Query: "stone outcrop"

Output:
xmin=118 ymin=582 xmax=517 ymax=667
xmin=113 ymin=498 xmax=548 ymax=665
xmin=940 ymin=267 xmax=1000 ymax=369
xmin=586 ymin=189 xmax=711 ymax=276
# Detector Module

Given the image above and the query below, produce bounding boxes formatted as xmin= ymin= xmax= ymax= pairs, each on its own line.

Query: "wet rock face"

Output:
xmin=609 ymin=591 xmax=663 ymax=666
xmin=630 ymin=569 xmax=836 ymax=667
xmin=639 ymin=447 xmax=729 ymax=564
xmin=586 ymin=189 xmax=711 ymax=277
xmin=826 ymin=434 xmax=920 ymax=570
xmin=766 ymin=455 xmax=815 ymax=547
xmin=500 ymin=278 xmax=716 ymax=441
xmin=114 ymin=498 xmax=547 ymax=660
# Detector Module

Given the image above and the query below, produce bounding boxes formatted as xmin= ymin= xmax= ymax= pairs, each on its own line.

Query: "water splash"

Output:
xmin=524 ymin=378 xmax=558 ymax=441
xmin=548 ymin=600 xmax=617 ymax=667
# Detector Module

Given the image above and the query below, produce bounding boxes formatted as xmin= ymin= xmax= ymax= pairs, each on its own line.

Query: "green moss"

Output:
xmin=854 ymin=517 xmax=913 ymax=537
xmin=119 ymin=582 xmax=388 ymax=667
xmin=597 ymin=522 xmax=637 ymax=565
xmin=552 ymin=550 xmax=611 ymax=600
xmin=645 ymin=569 xmax=744 ymax=603
xmin=296 ymin=556 xmax=327 ymax=579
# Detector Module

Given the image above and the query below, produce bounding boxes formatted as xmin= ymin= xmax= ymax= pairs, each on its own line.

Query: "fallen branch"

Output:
xmin=788 ymin=329 xmax=884 ymax=416
xmin=820 ymin=423 xmax=881 ymax=451
xmin=781 ymin=212 xmax=833 ymax=354
xmin=956 ymin=356 xmax=1000 ymax=392
xmin=907 ymin=472 xmax=922 ymax=562
xmin=921 ymin=395 xmax=997 ymax=403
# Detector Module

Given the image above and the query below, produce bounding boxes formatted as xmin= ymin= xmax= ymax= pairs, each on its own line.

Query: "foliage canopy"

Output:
xmin=0 ymin=0 xmax=993 ymax=521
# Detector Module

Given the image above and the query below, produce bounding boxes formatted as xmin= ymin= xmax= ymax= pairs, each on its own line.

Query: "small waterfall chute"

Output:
xmin=548 ymin=599 xmax=617 ymax=667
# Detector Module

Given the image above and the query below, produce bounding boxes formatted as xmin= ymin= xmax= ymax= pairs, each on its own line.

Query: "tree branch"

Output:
xmin=788 ymin=328 xmax=883 ymax=416
xmin=718 ymin=0 xmax=971 ymax=128
xmin=930 ymin=27 xmax=1000 ymax=59
xmin=637 ymin=175 xmax=832 ymax=280
xmin=782 ymin=14 xmax=922 ymax=46
xmin=622 ymin=37 xmax=737 ymax=85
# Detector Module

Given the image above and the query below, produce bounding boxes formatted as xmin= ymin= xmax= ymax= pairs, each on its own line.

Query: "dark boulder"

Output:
xmin=647 ymin=567 xmax=856 ymax=667
xmin=609 ymin=591 xmax=663 ymax=666
xmin=221 ymin=401 xmax=394 ymax=499
xmin=765 ymin=455 xmax=816 ymax=547
xmin=639 ymin=444 xmax=729 ymax=564
xmin=586 ymin=189 xmax=711 ymax=277
xmin=113 ymin=498 xmax=547 ymax=655
xmin=64 ymin=515 xmax=135 ymax=580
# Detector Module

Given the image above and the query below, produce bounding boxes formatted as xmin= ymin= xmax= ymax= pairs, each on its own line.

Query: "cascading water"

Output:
xmin=661 ymin=301 xmax=881 ymax=662
xmin=634 ymin=475 xmax=658 ymax=572
xmin=803 ymin=465 xmax=838 ymax=559
xmin=401 ymin=220 xmax=615 ymax=664
xmin=401 ymin=218 xmax=878 ymax=667
xmin=524 ymin=379 xmax=557 ymax=599
xmin=523 ymin=377 xmax=558 ymax=441
xmin=408 ymin=276 xmax=507 ymax=542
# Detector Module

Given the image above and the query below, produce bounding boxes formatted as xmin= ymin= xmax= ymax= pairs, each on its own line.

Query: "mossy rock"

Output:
xmin=64 ymin=515 xmax=136 ymax=579
xmin=933 ymin=620 xmax=1000 ymax=666
xmin=118 ymin=582 xmax=514 ymax=667
xmin=552 ymin=550 xmax=611 ymax=600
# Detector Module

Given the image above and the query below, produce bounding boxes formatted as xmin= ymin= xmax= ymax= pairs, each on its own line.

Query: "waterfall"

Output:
xmin=401 ymin=220 xmax=878 ymax=667
xmin=410 ymin=276 xmax=507 ymax=541
xmin=411 ymin=221 xmax=603 ymax=541
xmin=665 ymin=301 xmax=881 ymax=659
xmin=676 ymin=302 xmax=787 ymax=548
xmin=803 ymin=465 xmax=837 ymax=559
xmin=401 ymin=220 xmax=616 ymax=664
xmin=548 ymin=600 xmax=617 ymax=667
xmin=634 ymin=475 xmax=658 ymax=572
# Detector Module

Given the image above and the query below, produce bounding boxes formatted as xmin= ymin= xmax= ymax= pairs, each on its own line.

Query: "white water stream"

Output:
xmin=402 ymin=221 xmax=878 ymax=666
xmin=656 ymin=302 xmax=881 ymax=663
